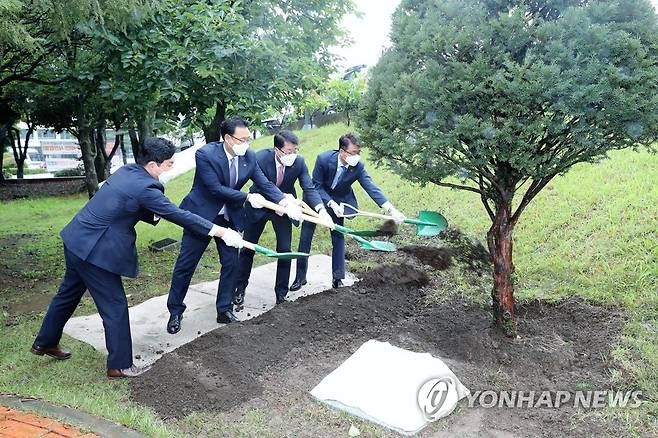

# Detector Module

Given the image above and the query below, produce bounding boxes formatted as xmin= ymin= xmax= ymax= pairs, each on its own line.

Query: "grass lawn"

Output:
xmin=0 ymin=122 xmax=656 ymax=436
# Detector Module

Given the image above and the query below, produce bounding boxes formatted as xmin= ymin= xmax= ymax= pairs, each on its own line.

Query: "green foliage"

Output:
xmin=359 ymin=0 xmax=658 ymax=220
xmin=97 ymin=0 xmax=354 ymax=139
xmin=326 ymin=76 xmax=366 ymax=125
xmin=54 ymin=166 xmax=85 ymax=177
xmin=300 ymin=91 xmax=330 ymax=118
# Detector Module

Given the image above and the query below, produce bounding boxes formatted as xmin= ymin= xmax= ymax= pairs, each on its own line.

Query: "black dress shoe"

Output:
xmin=276 ymin=296 xmax=288 ymax=305
xmin=31 ymin=344 xmax=71 ymax=360
xmin=217 ymin=310 xmax=239 ymax=324
xmin=233 ymin=288 xmax=246 ymax=306
xmin=167 ymin=314 xmax=183 ymax=334
xmin=290 ymin=278 xmax=307 ymax=291
xmin=332 ymin=279 xmax=344 ymax=288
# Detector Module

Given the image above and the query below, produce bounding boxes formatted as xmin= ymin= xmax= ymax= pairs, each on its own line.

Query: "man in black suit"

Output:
xmin=166 ymin=117 xmax=303 ymax=334
xmin=31 ymin=138 xmax=243 ymax=378
xmin=234 ymin=130 xmax=334 ymax=305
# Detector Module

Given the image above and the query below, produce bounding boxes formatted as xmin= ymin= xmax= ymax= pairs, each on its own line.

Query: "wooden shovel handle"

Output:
xmin=339 ymin=202 xmax=393 ymax=221
xmin=257 ymin=197 xmax=335 ymax=229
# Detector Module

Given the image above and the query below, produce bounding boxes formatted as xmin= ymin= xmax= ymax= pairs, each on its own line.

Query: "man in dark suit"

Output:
xmin=233 ymin=130 xmax=334 ymax=306
xmin=31 ymin=137 xmax=244 ymax=378
xmin=166 ymin=117 xmax=303 ymax=334
xmin=290 ymin=133 xmax=406 ymax=290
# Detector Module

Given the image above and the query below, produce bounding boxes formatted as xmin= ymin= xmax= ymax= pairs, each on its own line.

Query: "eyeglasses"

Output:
xmin=228 ymin=133 xmax=251 ymax=144
xmin=343 ymin=148 xmax=360 ymax=156
xmin=277 ymin=146 xmax=299 ymax=155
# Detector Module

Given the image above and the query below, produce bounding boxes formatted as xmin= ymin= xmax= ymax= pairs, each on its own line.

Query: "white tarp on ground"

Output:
xmin=311 ymin=340 xmax=470 ymax=436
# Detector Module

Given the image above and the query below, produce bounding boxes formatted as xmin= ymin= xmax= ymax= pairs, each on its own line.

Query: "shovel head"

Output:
xmin=358 ymin=240 xmax=397 ymax=252
xmin=413 ymin=211 xmax=448 ymax=237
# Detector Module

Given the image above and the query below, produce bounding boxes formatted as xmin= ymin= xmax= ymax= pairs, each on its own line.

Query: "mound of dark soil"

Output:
xmin=131 ymin=244 xmax=628 ymax=437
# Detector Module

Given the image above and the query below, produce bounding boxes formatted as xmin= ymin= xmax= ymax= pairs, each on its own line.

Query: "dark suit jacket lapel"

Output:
xmin=265 ymin=149 xmax=278 ymax=184
xmin=328 ymin=151 xmax=340 ymax=187
xmin=212 ymin=142 xmax=231 ymax=187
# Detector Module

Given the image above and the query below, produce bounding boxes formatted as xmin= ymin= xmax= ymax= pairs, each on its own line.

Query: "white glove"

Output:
xmin=220 ymin=228 xmax=243 ymax=249
xmin=283 ymin=193 xmax=300 ymax=205
xmin=383 ymin=202 xmax=406 ymax=224
xmin=327 ymin=200 xmax=344 ymax=218
xmin=318 ymin=208 xmax=335 ymax=226
xmin=248 ymin=193 xmax=266 ymax=209
xmin=284 ymin=202 xmax=304 ymax=222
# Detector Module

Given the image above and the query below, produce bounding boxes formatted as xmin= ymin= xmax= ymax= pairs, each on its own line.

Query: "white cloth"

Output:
xmin=311 ymin=340 xmax=470 ymax=436
xmin=219 ymin=145 xmax=239 ymax=217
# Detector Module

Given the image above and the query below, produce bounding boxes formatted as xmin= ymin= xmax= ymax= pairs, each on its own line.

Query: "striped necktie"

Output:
xmin=331 ymin=165 xmax=347 ymax=189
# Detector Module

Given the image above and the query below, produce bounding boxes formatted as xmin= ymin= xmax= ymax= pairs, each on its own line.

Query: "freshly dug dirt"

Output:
xmin=400 ymin=245 xmax=453 ymax=270
xmin=131 ymin=239 xmax=630 ymax=436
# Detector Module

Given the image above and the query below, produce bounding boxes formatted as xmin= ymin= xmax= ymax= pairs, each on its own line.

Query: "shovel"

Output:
xmin=339 ymin=203 xmax=448 ymax=237
xmin=298 ymin=201 xmax=397 ymax=252
xmin=257 ymin=198 xmax=396 ymax=252
xmin=241 ymin=240 xmax=309 ymax=260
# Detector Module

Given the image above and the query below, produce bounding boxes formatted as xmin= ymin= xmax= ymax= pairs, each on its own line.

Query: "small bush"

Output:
xmin=54 ymin=165 xmax=85 ymax=177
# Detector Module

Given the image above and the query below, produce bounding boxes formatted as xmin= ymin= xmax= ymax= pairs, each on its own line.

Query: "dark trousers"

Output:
xmin=167 ymin=216 xmax=237 ymax=315
xmin=34 ymin=247 xmax=133 ymax=369
xmin=236 ymin=212 xmax=293 ymax=300
xmin=295 ymin=212 xmax=345 ymax=281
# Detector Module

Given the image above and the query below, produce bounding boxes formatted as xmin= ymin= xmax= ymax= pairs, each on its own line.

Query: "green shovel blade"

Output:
xmin=360 ymin=240 xmax=397 ymax=252
xmin=253 ymin=244 xmax=309 ymax=259
xmin=404 ymin=211 xmax=448 ymax=237
xmin=349 ymin=233 xmax=397 ymax=252
xmin=339 ymin=227 xmax=380 ymax=237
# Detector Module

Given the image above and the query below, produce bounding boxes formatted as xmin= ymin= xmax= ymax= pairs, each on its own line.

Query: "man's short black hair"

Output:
xmin=274 ymin=130 xmax=299 ymax=149
xmin=137 ymin=137 xmax=176 ymax=165
xmin=339 ymin=133 xmax=360 ymax=150
xmin=220 ymin=116 xmax=250 ymax=140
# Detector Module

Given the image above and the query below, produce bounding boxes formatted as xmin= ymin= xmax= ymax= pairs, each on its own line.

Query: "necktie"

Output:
xmin=276 ymin=164 xmax=285 ymax=187
xmin=229 ymin=157 xmax=237 ymax=188
xmin=224 ymin=158 xmax=238 ymax=221
xmin=331 ymin=165 xmax=347 ymax=189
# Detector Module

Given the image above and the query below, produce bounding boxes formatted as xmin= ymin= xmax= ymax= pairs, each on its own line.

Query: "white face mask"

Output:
xmin=232 ymin=142 xmax=249 ymax=156
xmin=279 ymin=153 xmax=297 ymax=167
xmin=345 ymin=154 xmax=360 ymax=167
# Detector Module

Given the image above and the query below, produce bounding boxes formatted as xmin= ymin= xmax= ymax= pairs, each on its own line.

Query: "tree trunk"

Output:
xmin=10 ymin=126 xmax=31 ymax=179
xmin=0 ymin=129 xmax=5 ymax=181
xmin=75 ymin=100 xmax=99 ymax=198
xmin=104 ymin=132 xmax=121 ymax=177
xmin=202 ymin=101 xmax=226 ymax=143
xmin=94 ymin=122 xmax=108 ymax=182
xmin=346 ymin=110 xmax=351 ymax=126
xmin=138 ymin=110 xmax=155 ymax=145
xmin=119 ymin=134 xmax=127 ymax=164
xmin=486 ymin=201 xmax=517 ymax=337
xmin=128 ymin=128 xmax=140 ymax=159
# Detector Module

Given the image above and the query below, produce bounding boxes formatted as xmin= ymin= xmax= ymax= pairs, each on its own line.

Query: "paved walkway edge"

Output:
xmin=0 ymin=394 xmax=147 ymax=438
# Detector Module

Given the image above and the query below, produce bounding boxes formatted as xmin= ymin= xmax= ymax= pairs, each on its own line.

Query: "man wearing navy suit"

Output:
xmin=290 ymin=133 xmax=406 ymax=290
xmin=31 ymin=138 xmax=243 ymax=378
xmin=233 ymin=130 xmax=334 ymax=306
xmin=166 ymin=117 xmax=303 ymax=334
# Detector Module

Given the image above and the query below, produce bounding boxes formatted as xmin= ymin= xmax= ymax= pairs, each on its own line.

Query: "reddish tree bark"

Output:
xmin=487 ymin=200 xmax=517 ymax=337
